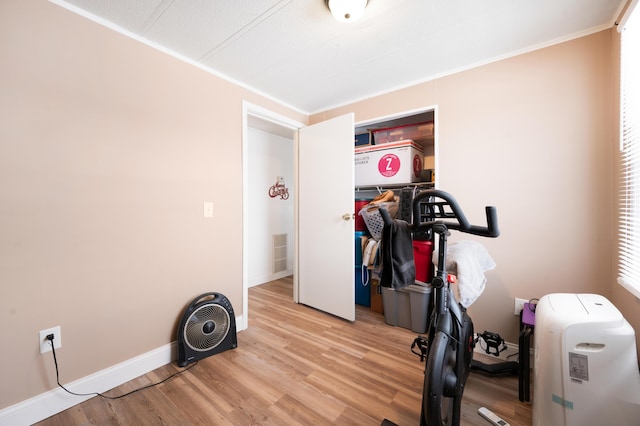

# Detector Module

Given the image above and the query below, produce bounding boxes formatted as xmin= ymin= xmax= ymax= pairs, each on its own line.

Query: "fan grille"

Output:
xmin=183 ymin=303 xmax=230 ymax=352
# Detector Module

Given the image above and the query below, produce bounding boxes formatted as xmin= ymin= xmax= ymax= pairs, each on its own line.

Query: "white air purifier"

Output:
xmin=533 ymin=293 xmax=640 ymax=426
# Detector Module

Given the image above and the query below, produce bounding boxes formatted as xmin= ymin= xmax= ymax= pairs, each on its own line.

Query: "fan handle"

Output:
xmin=186 ymin=292 xmax=220 ymax=308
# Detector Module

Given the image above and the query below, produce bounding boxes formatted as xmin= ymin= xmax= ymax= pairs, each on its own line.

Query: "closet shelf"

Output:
xmin=355 ymin=181 xmax=434 ymax=192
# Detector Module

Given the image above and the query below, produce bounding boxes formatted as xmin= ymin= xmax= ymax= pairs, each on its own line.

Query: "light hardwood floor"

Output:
xmin=36 ymin=277 xmax=532 ymax=425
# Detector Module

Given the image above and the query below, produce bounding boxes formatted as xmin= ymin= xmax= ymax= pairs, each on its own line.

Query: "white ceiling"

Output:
xmin=55 ymin=0 xmax=625 ymax=114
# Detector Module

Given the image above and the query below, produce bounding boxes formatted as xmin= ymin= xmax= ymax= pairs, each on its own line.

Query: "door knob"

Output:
xmin=343 ymin=213 xmax=354 ymax=221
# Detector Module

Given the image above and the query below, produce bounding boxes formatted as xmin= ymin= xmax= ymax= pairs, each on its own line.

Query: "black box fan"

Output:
xmin=177 ymin=292 xmax=237 ymax=367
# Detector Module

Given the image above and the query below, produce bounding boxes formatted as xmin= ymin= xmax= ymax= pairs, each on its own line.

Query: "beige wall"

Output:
xmin=313 ymin=30 xmax=618 ymax=346
xmin=1 ymin=0 xmax=632 ymax=414
xmin=0 ymin=0 xmax=305 ymax=409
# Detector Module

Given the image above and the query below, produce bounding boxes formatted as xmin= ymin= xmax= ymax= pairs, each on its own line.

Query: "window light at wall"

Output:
xmin=618 ymin=0 xmax=640 ymax=297
xmin=325 ymin=0 xmax=368 ymax=23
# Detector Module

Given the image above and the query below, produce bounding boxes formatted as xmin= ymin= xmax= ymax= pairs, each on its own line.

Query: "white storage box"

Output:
xmin=355 ymin=139 xmax=423 ymax=186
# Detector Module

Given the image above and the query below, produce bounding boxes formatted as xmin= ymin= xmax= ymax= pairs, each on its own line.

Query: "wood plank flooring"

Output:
xmin=36 ymin=277 xmax=532 ymax=425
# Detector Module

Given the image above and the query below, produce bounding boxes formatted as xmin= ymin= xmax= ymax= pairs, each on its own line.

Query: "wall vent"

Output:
xmin=273 ymin=234 xmax=287 ymax=273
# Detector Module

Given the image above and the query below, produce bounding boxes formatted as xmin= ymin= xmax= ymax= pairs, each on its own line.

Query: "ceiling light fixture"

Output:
xmin=325 ymin=0 xmax=368 ymax=23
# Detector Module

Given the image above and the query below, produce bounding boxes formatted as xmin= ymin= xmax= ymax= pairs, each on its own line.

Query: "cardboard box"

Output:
xmin=370 ymin=279 xmax=384 ymax=314
xmin=355 ymin=139 xmax=423 ymax=186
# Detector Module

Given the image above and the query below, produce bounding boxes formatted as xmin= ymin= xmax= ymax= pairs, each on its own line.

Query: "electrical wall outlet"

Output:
xmin=39 ymin=326 xmax=61 ymax=354
xmin=514 ymin=298 xmax=528 ymax=315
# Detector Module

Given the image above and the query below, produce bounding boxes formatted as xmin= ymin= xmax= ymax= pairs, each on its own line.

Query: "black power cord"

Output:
xmin=46 ymin=334 xmax=197 ymax=400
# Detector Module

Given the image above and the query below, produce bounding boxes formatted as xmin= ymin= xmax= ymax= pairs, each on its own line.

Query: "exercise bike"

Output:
xmin=382 ymin=189 xmax=499 ymax=426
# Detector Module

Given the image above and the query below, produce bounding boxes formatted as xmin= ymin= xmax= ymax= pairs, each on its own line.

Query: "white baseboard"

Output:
xmin=0 ymin=343 xmax=174 ymax=426
xmin=249 ymin=270 xmax=293 ymax=288
xmin=0 ymin=314 xmax=245 ymax=426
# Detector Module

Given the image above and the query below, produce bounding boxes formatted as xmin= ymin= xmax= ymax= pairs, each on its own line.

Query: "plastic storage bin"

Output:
xmin=355 ymin=267 xmax=371 ymax=307
xmin=355 ymin=199 xmax=371 ymax=232
xmin=355 ymin=231 xmax=371 ymax=307
xmin=355 ymin=133 xmax=370 ymax=146
xmin=372 ymin=122 xmax=434 ymax=145
xmin=381 ymin=283 xmax=432 ymax=333
xmin=355 ymin=231 xmax=366 ymax=265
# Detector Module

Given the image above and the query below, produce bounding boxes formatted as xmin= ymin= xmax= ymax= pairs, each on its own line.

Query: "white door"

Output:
xmin=296 ymin=113 xmax=355 ymax=321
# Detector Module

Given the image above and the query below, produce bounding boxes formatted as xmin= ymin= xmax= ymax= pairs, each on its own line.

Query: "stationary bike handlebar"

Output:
xmin=411 ymin=189 xmax=500 ymax=238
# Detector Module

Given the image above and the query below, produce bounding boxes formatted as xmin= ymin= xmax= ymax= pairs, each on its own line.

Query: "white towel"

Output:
xmin=432 ymin=240 xmax=496 ymax=308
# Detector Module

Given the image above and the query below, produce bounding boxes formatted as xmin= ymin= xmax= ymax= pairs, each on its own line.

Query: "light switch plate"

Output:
xmin=203 ymin=202 xmax=214 ymax=218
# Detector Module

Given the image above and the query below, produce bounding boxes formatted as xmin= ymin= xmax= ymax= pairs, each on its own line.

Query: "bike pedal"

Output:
xmin=410 ymin=336 xmax=429 ymax=362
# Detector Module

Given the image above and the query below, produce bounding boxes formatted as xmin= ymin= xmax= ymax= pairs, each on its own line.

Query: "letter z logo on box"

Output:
xmin=378 ymin=154 xmax=400 ymax=177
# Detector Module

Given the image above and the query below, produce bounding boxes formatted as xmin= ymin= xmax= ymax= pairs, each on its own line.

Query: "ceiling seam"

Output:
xmin=197 ymin=0 xmax=294 ymax=62
xmin=138 ymin=0 xmax=175 ymax=35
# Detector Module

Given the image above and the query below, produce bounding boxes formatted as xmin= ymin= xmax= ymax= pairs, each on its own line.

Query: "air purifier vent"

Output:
xmin=273 ymin=233 xmax=287 ymax=273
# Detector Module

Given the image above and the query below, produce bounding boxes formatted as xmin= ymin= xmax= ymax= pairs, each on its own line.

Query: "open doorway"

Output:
xmin=241 ymin=102 xmax=304 ymax=330
xmin=241 ymin=103 xmax=438 ymax=329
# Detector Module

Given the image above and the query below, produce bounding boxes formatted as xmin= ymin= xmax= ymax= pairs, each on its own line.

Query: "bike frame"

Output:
xmin=409 ymin=190 xmax=499 ymax=426
xmin=424 ymin=223 xmax=474 ymax=425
